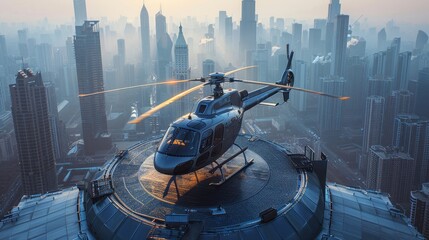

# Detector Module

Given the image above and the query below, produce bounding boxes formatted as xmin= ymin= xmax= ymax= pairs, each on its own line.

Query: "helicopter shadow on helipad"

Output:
xmin=138 ymin=145 xmax=270 ymax=208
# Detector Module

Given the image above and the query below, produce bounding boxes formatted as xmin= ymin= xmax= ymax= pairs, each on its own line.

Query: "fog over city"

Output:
xmin=0 ymin=0 xmax=429 ymax=239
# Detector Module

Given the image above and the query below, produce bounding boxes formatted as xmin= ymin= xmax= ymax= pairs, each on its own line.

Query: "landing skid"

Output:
xmin=209 ymin=143 xmax=254 ymax=186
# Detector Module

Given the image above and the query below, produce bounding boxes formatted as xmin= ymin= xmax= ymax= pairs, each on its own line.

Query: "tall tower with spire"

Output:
xmin=174 ymin=25 xmax=190 ymax=81
xmin=239 ymin=0 xmax=256 ymax=63
xmin=174 ymin=25 xmax=191 ymax=117
xmin=140 ymin=3 xmax=151 ymax=79
xmin=327 ymin=0 xmax=341 ymax=23
xmin=140 ymin=3 xmax=151 ymax=108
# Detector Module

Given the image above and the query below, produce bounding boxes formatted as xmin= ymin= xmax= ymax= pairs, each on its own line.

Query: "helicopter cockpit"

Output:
xmin=158 ymin=126 xmax=200 ymax=157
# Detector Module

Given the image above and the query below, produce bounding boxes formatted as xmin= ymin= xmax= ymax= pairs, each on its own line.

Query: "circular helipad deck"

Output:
xmin=110 ymin=135 xmax=301 ymax=228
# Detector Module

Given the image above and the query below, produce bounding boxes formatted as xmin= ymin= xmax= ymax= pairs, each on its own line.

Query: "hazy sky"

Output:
xmin=0 ymin=0 xmax=428 ymax=27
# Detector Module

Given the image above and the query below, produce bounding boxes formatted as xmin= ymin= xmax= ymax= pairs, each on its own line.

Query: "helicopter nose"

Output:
xmin=154 ymin=152 xmax=195 ymax=175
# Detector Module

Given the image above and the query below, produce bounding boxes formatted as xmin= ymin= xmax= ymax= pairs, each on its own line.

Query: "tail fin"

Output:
xmin=278 ymin=44 xmax=294 ymax=102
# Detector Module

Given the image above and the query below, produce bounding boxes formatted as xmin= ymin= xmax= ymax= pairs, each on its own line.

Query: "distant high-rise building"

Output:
xmin=202 ymin=59 xmax=215 ymax=96
xmin=10 ymin=69 xmax=58 ymax=195
xmin=415 ymin=30 xmax=428 ymax=52
xmin=0 ymin=75 xmax=6 ymax=115
xmin=393 ymin=115 xmax=429 ymax=187
xmin=367 ymin=145 xmax=414 ymax=204
xmin=327 ymin=0 xmax=341 ymax=23
xmin=385 ymin=38 xmax=401 ymax=86
xmin=218 ymin=11 xmax=227 ymax=42
xmin=344 ymin=56 xmax=366 ymax=121
xmin=313 ymin=19 xmax=327 ymax=40
xmin=325 ymin=22 xmax=334 ymax=54
xmin=309 ymin=28 xmax=322 ymax=56
xmin=73 ymin=0 xmax=88 ymax=26
xmin=74 ymin=21 xmax=111 ymax=155
xmin=378 ymin=28 xmax=387 ymax=51
xmin=0 ymin=35 xmax=7 ymax=67
xmin=348 ymin=37 xmax=366 ymax=57
xmin=371 ymin=51 xmax=387 ymax=77
xmin=45 ymin=82 xmax=66 ymax=161
xmin=331 ymin=15 xmax=349 ymax=77
xmin=155 ymin=10 xmax=172 ymax=83
xmin=17 ymin=29 xmax=28 ymax=58
xmin=396 ymin=51 xmax=411 ymax=90
xmin=224 ymin=16 xmax=233 ymax=59
xmin=239 ymin=0 xmax=257 ymax=62
xmin=0 ymin=131 xmax=14 ymax=162
xmin=318 ymin=77 xmax=345 ymax=133
xmin=410 ymin=183 xmax=429 ymax=238
xmin=202 ymin=59 xmax=215 ymax=77
xmin=415 ymin=68 xmax=429 ymax=119
xmin=362 ymin=96 xmax=385 ymax=154
xmin=174 ymin=25 xmax=190 ymax=81
xmin=36 ymin=43 xmax=54 ymax=74
xmin=117 ymin=39 xmax=126 ymax=66
xmin=382 ymin=90 xmax=413 ymax=145
xmin=367 ymin=77 xmax=392 ymax=99
xmin=173 ymin=25 xmax=191 ymax=117
xmin=291 ymin=60 xmax=307 ymax=112
xmin=292 ymin=23 xmax=302 ymax=57
xmin=140 ymin=4 xmax=151 ymax=80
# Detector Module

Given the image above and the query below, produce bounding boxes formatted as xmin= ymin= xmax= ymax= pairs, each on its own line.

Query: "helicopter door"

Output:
xmin=211 ymin=124 xmax=224 ymax=157
xmin=196 ymin=130 xmax=213 ymax=167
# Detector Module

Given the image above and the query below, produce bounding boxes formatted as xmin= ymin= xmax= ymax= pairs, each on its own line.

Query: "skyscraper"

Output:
xmin=218 ymin=11 xmax=227 ymax=43
xmin=239 ymin=0 xmax=256 ymax=62
xmin=10 ymin=69 xmax=57 ymax=195
xmin=45 ymin=82 xmax=66 ymax=161
xmin=174 ymin=25 xmax=191 ymax=117
xmin=416 ymin=68 xmax=429 ymax=119
xmin=396 ymin=51 xmax=411 ymax=90
xmin=17 ymin=29 xmax=28 ymax=58
xmin=384 ymin=38 xmax=401 ymax=86
xmin=308 ymin=28 xmax=322 ymax=56
xmin=393 ymin=115 xmax=429 ymax=187
xmin=331 ymin=15 xmax=349 ymax=77
xmin=383 ymin=90 xmax=413 ymax=145
xmin=327 ymin=0 xmax=341 ymax=23
xmin=415 ymin=30 xmax=428 ymax=52
xmin=410 ymin=183 xmax=429 ymax=238
xmin=292 ymin=23 xmax=302 ymax=58
xmin=174 ymin=25 xmax=190 ymax=81
xmin=378 ymin=28 xmax=387 ymax=51
xmin=155 ymin=10 xmax=172 ymax=83
xmin=74 ymin=21 xmax=111 ymax=155
xmin=0 ymin=35 xmax=7 ymax=67
xmin=140 ymin=4 xmax=151 ymax=80
xmin=318 ymin=77 xmax=345 ymax=133
xmin=73 ymin=0 xmax=88 ymax=26
xmin=367 ymin=145 xmax=414 ymax=204
xmin=362 ymin=96 xmax=385 ymax=154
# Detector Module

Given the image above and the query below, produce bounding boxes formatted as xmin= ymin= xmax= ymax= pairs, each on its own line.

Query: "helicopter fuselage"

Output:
xmin=154 ymin=84 xmax=285 ymax=175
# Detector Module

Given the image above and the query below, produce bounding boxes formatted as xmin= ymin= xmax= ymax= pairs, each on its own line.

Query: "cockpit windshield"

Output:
xmin=158 ymin=127 xmax=200 ymax=157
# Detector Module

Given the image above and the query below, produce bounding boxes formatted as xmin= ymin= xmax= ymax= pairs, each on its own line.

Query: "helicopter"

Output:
xmin=80 ymin=45 xmax=349 ymax=183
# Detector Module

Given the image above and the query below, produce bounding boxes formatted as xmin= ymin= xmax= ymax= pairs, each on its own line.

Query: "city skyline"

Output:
xmin=1 ymin=0 xmax=428 ymax=29
xmin=0 ymin=0 xmax=428 ymax=238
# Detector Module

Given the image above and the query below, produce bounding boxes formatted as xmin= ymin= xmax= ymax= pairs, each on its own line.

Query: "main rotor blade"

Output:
xmin=79 ymin=79 xmax=196 ymax=97
xmin=129 ymin=83 xmax=207 ymax=124
xmin=224 ymin=66 xmax=257 ymax=76
xmin=236 ymin=79 xmax=350 ymax=100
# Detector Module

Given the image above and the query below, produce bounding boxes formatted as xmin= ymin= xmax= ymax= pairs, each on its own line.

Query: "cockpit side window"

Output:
xmin=158 ymin=127 xmax=200 ymax=157
xmin=198 ymin=104 xmax=207 ymax=114
xmin=200 ymin=129 xmax=213 ymax=153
